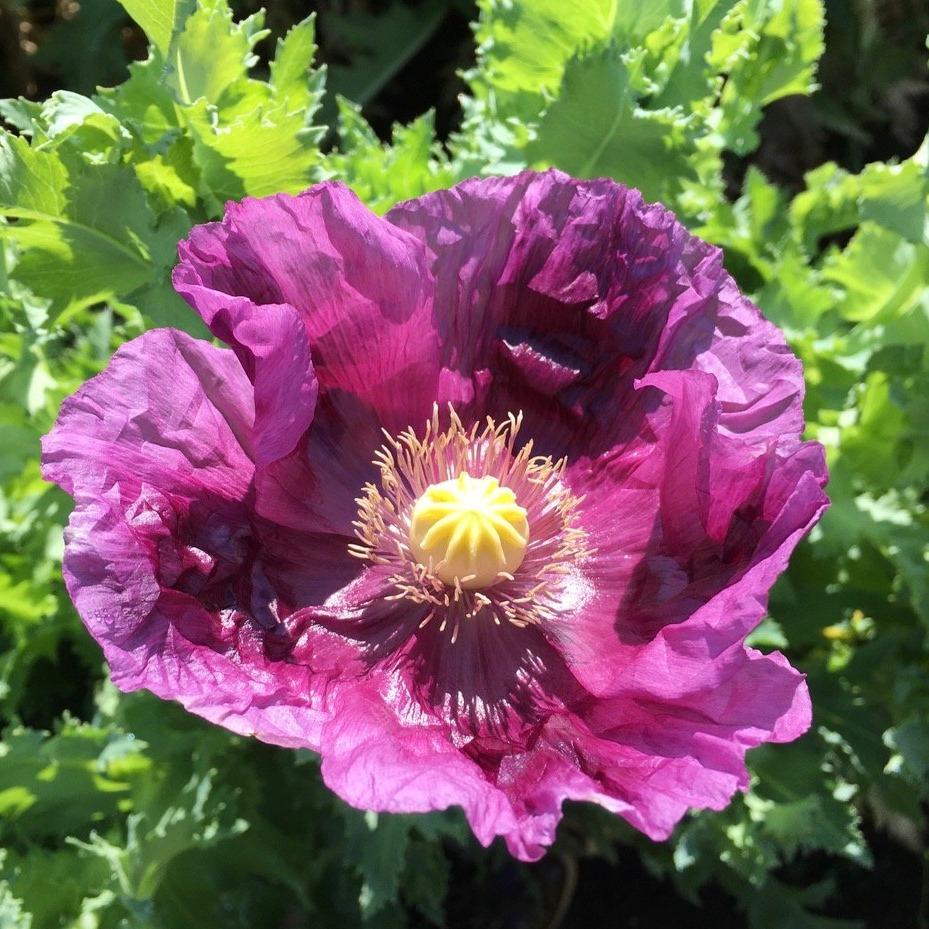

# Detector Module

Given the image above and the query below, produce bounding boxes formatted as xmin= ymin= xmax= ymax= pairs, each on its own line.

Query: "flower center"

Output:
xmin=409 ymin=473 xmax=529 ymax=590
xmin=348 ymin=405 xmax=590 ymax=640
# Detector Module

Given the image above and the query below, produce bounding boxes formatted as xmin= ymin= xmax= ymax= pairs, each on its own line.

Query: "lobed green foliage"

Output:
xmin=0 ymin=0 xmax=927 ymax=925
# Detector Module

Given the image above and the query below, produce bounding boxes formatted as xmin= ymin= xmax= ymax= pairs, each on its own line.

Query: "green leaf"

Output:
xmin=96 ymin=53 xmax=181 ymax=144
xmin=715 ymin=0 xmax=825 ymax=154
xmin=822 ymin=223 xmax=929 ymax=324
xmin=650 ymin=0 xmax=742 ymax=108
xmin=746 ymin=878 xmax=863 ymax=929
xmin=0 ymin=859 xmax=31 ymax=929
xmin=400 ymin=838 xmax=449 ymax=925
xmin=133 ymin=138 xmax=199 ymax=211
xmin=756 ymin=794 xmax=870 ymax=864
xmin=185 ymin=98 xmax=325 ymax=205
xmin=0 ymin=416 xmax=37 ymax=483
xmin=2 ymin=847 xmax=110 ymax=929
xmin=886 ymin=717 xmax=929 ymax=792
xmin=73 ymin=767 xmax=247 ymax=902
xmin=166 ymin=0 xmax=266 ymax=106
xmin=342 ymin=811 xmax=412 ymax=917
xmin=529 ymin=47 xmax=695 ymax=201
xmin=0 ymin=100 xmax=42 ymax=136
xmin=471 ymin=0 xmax=619 ymax=111
xmin=789 ymin=162 xmax=862 ymax=251
xmin=0 ymin=136 xmax=170 ymax=316
xmin=331 ymin=100 xmax=456 ymax=214
xmin=116 ymin=0 xmax=195 ymax=58
xmin=745 ymin=617 xmax=789 ymax=650
xmin=789 ymin=154 xmax=929 ymax=251
xmin=838 ymin=372 xmax=910 ymax=484
xmin=858 ymin=158 xmax=929 ymax=245
xmin=178 ymin=13 xmax=327 ymax=205
xmin=0 ymin=723 xmax=136 ymax=839
xmin=0 ymin=135 xmax=66 ymax=218
xmin=471 ymin=0 xmax=697 ymax=116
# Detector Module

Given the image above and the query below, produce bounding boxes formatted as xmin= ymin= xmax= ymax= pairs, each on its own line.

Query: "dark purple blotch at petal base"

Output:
xmin=42 ymin=171 xmax=827 ymax=861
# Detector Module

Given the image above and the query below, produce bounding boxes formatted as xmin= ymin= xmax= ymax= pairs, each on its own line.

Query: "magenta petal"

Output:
xmin=495 ymin=750 xmax=629 ymax=860
xmin=546 ymin=366 xmax=827 ymax=698
xmin=494 ymin=647 xmax=809 ymax=857
xmin=78 ymin=546 xmax=330 ymax=749
xmin=620 ymin=456 xmax=827 ymax=700
xmin=41 ymin=330 xmax=333 ymax=747
xmin=42 ymin=329 xmax=254 ymax=501
xmin=542 ymin=369 xmax=722 ymax=695
xmin=388 ymin=170 xmax=809 ymax=464
xmin=573 ymin=646 xmax=811 ymax=837
xmin=386 ymin=172 xmax=706 ymax=450
xmin=170 ymin=282 xmax=318 ymax=468
xmin=252 ymin=390 xmax=385 ymax=535
xmin=654 ymin=273 xmax=806 ymax=442
xmin=318 ymin=678 xmax=518 ymax=847
xmin=174 ymin=183 xmax=443 ymax=434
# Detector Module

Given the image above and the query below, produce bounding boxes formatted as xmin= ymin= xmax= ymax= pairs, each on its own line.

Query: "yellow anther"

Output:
xmin=409 ymin=472 xmax=529 ymax=589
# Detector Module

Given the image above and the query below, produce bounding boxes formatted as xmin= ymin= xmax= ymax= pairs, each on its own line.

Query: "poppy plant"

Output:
xmin=42 ymin=171 xmax=828 ymax=860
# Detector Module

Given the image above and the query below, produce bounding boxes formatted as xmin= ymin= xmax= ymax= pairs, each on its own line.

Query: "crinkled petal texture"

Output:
xmin=43 ymin=172 xmax=827 ymax=861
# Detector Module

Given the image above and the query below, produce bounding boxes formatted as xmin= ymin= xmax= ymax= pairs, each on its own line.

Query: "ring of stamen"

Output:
xmin=348 ymin=405 xmax=590 ymax=642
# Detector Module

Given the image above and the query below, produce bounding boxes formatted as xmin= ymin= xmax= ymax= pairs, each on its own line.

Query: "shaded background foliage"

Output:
xmin=0 ymin=0 xmax=927 ymax=927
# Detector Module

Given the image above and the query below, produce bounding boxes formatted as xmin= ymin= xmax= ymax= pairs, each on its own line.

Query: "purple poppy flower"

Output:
xmin=42 ymin=171 xmax=827 ymax=860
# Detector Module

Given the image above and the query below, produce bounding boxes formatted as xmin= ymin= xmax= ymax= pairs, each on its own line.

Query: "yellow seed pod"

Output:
xmin=409 ymin=473 xmax=529 ymax=589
